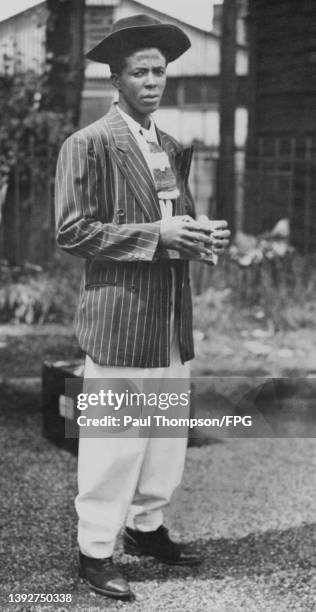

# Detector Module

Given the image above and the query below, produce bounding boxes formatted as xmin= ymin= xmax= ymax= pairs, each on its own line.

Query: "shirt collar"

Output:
xmin=116 ymin=104 xmax=157 ymax=143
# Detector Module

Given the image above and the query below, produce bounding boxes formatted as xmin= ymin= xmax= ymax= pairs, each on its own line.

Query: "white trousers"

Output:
xmin=75 ymin=332 xmax=190 ymax=558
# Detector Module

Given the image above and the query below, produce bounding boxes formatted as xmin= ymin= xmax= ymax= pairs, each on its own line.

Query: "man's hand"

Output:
xmin=204 ymin=219 xmax=231 ymax=254
xmin=159 ymin=215 xmax=215 ymax=257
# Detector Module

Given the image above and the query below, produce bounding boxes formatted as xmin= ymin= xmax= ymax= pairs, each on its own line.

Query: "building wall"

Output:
xmin=155 ymin=107 xmax=247 ymax=147
xmin=115 ymin=0 xmax=248 ymax=76
xmin=0 ymin=0 xmax=249 ymax=147
xmin=213 ymin=0 xmax=248 ymax=47
xmin=0 ymin=3 xmax=47 ymax=73
xmin=84 ymin=2 xmax=114 ymax=56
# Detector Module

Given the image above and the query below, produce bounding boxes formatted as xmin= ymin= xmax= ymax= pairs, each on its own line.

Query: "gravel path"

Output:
xmin=1 ymin=381 xmax=316 ymax=611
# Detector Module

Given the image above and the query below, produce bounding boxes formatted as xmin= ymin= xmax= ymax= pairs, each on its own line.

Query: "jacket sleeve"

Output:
xmin=54 ymin=133 xmax=161 ymax=262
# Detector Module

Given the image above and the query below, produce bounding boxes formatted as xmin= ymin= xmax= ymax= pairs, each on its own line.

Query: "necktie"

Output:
xmin=139 ymin=129 xmax=180 ymax=201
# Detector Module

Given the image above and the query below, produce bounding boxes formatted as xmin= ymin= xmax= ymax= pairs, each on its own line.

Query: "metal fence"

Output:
xmin=190 ymin=137 xmax=316 ymax=252
xmin=247 ymin=137 xmax=316 ymax=253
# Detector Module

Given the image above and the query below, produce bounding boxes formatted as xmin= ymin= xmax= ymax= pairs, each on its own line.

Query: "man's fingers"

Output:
xmin=159 ymin=216 xmax=230 ymax=253
xmin=212 ymin=240 xmax=230 ymax=252
xmin=213 ymin=240 xmax=230 ymax=247
xmin=187 ymin=222 xmax=213 ymax=234
xmin=179 ymin=217 xmax=212 ymax=233
xmin=182 ymin=229 xmax=213 ymax=245
xmin=180 ymin=238 xmax=212 ymax=256
xmin=212 ymin=229 xmax=231 ymax=239
xmin=212 ymin=236 xmax=230 ymax=246
xmin=209 ymin=220 xmax=228 ymax=230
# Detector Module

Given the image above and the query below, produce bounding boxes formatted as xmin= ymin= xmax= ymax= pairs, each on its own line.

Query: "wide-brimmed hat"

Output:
xmin=86 ymin=13 xmax=191 ymax=64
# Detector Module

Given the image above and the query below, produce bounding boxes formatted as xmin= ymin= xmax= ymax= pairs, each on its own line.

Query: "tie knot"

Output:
xmin=140 ymin=127 xmax=151 ymax=141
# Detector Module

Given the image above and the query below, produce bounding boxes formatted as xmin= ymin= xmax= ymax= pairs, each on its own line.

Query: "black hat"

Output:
xmin=86 ymin=13 xmax=191 ymax=64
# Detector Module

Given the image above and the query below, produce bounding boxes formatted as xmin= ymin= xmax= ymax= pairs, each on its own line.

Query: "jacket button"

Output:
xmin=117 ymin=208 xmax=125 ymax=216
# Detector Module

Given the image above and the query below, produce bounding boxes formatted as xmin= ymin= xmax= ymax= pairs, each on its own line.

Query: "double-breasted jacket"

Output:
xmin=55 ymin=105 xmax=195 ymax=367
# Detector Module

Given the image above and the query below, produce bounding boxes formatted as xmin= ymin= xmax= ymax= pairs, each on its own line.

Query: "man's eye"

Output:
xmin=133 ymin=71 xmax=144 ymax=77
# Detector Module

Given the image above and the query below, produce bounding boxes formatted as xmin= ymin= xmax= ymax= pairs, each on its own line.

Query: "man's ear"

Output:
xmin=111 ymin=73 xmax=120 ymax=90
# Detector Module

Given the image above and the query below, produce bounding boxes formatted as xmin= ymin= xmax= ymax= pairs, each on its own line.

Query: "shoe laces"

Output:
xmin=93 ymin=557 xmax=114 ymax=570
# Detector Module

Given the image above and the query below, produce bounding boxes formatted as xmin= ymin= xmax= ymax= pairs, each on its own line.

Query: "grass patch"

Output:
xmin=0 ymin=334 xmax=82 ymax=378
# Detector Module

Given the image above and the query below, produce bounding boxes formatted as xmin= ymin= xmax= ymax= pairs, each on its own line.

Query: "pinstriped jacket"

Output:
xmin=55 ymin=104 xmax=195 ymax=367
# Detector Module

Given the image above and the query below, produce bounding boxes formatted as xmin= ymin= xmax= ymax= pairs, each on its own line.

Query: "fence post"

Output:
xmin=234 ymin=149 xmax=245 ymax=232
xmin=46 ymin=143 xmax=53 ymax=262
xmin=218 ymin=0 xmax=237 ymax=234
xmin=13 ymin=144 xmax=20 ymax=265
xmin=288 ymin=137 xmax=296 ymax=238
xmin=273 ymin=138 xmax=280 ymax=195
xmin=303 ymin=138 xmax=312 ymax=254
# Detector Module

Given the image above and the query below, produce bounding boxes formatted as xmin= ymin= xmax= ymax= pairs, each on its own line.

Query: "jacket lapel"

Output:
xmin=159 ymin=130 xmax=194 ymax=216
xmin=106 ymin=106 xmax=162 ymax=222
xmin=105 ymin=105 xmax=194 ymax=220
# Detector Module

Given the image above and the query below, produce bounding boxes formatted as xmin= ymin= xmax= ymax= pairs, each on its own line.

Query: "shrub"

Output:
xmin=0 ymin=255 xmax=82 ymax=324
xmin=0 ymin=64 xmax=73 ymax=191
xmin=191 ymin=252 xmax=316 ymax=332
xmin=0 ymin=59 xmax=74 ymax=265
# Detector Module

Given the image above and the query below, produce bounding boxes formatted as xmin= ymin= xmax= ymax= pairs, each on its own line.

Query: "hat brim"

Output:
xmin=86 ymin=23 xmax=191 ymax=64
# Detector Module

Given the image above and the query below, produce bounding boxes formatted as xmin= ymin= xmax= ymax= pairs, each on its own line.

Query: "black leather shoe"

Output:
xmin=79 ymin=551 xmax=135 ymax=601
xmin=123 ymin=525 xmax=203 ymax=566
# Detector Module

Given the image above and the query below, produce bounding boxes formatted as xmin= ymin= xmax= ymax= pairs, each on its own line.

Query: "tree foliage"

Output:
xmin=0 ymin=64 xmax=73 ymax=191
xmin=0 ymin=59 xmax=74 ymax=264
xmin=0 ymin=0 xmax=85 ymax=264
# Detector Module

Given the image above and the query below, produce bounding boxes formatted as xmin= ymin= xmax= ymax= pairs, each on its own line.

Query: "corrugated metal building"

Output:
xmin=0 ymin=0 xmax=248 ymax=146
xmin=0 ymin=2 xmax=47 ymax=74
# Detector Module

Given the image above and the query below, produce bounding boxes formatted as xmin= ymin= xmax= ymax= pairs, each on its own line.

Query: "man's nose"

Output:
xmin=145 ymin=71 xmax=157 ymax=87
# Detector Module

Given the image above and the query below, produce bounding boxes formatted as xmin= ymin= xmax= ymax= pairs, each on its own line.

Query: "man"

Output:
xmin=55 ymin=14 xmax=230 ymax=602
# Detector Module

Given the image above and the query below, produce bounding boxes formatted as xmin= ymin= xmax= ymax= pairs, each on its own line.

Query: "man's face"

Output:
xmin=112 ymin=48 xmax=167 ymax=127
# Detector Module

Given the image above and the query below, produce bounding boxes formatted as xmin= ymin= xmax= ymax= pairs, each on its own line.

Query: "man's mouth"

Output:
xmin=142 ymin=95 xmax=159 ymax=101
